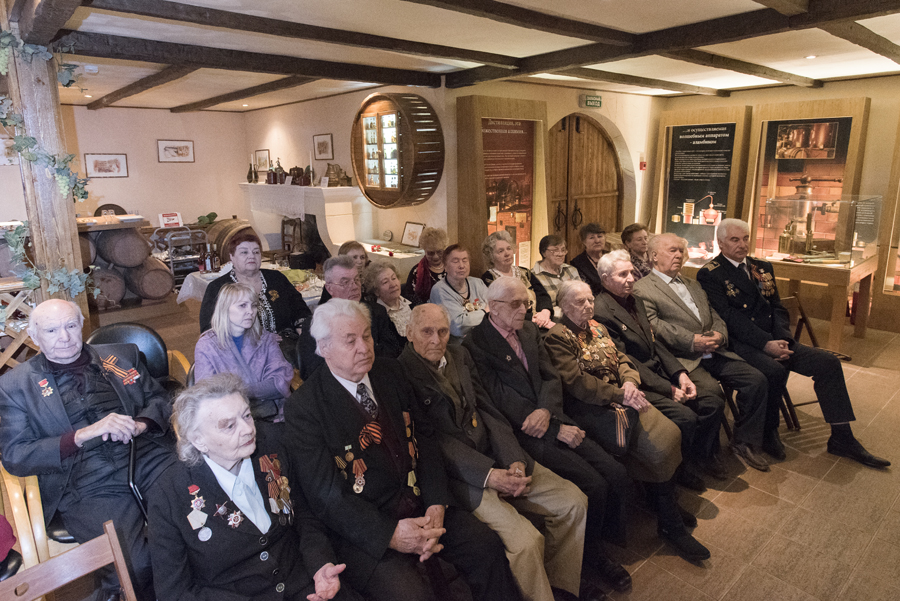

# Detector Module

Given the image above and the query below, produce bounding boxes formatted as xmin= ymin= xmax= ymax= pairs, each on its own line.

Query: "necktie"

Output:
xmin=740 ymin=263 xmax=751 ymax=281
xmin=506 ymin=331 xmax=529 ymax=371
xmin=357 ymin=382 xmax=378 ymax=419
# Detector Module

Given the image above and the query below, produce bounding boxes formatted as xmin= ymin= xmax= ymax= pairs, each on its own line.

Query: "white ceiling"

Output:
xmin=55 ymin=0 xmax=900 ymax=112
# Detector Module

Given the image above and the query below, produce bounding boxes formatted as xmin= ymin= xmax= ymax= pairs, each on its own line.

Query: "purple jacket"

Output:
xmin=194 ymin=330 xmax=293 ymax=420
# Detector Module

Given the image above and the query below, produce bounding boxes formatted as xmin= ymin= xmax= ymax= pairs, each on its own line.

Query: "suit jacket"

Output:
xmin=463 ymin=319 xmax=574 ymax=443
xmin=147 ymin=422 xmax=335 ymax=601
xmin=594 ymin=291 xmax=686 ymax=397
xmin=398 ymin=344 xmax=531 ymax=511
xmin=632 ymin=271 xmax=742 ymax=371
xmin=284 ymin=358 xmax=450 ymax=589
xmin=0 ymin=343 xmax=172 ymax=523
xmin=696 ymin=254 xmax=793 ymax=351
xmin=571 ymin=250 xmax=603 ymax=296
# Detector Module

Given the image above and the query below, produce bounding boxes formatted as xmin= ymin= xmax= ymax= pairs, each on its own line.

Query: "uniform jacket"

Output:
xmin=0 ymin=343 xmax=171 ymax=523
xmin=632 ymin=271 xmax=742 ymax=372
xmin=594 ymin=290 xmax=686 ymax=397
xmin=284 ymin=358 xmax=451 ymax=589
xmin=463 ymin=319 xmax=575 ymax=443
xmin=571 ymin=251 xmax=603 ymax=296
xmin=147 ymin=422 xmax=336 ymax=601
xmin=398 ymin=344 xmax=531 ymax=511
xmin=696 ymin=254 xmax=793 ymax=351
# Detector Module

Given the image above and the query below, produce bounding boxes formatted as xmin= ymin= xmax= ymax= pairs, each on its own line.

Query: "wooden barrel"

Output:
xmin=125 ymin=257 xmax=174 ymax=300
xmin=205 ymin=219 xmax=259 ymax=265
xmin=79 ymin=234 xmax=96 ymax=267
xmin=91 ymin=268 xmax=126 ymax=307
xmin=96 ymin=229 xmax=150 ymax=267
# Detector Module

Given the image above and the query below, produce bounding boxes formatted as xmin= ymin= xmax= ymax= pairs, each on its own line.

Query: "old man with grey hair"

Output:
xmin=0 ymin=299 xmax=177 ymax=601
xmin=285 ymin=299 xmax=521 ymax=601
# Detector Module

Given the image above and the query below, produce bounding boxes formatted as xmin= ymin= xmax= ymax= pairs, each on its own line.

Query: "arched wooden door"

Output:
xmin=549 ymin=114 xmax=623 ymax=254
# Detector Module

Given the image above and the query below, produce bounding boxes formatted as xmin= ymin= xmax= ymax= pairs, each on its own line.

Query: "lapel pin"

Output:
xmin=506 ymin=355 xmax=512 ymax=362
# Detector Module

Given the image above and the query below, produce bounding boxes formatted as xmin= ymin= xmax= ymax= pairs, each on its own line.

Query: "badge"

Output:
xmin=621 ymin=324 xmax=627 ymax=331
xmin=215 ymin=503 xmax=228 ymax=517
xmin=260 ymin=454 xmax=294 ymax=524
xmin=408 ymin=471 xmax=420 ymax=496
xmin=471 ymin=414 xmax=478 ymax=428
xmin=353 ymin=476 xmax=365 ymax=494
xmin=187 ymin=509 xmax=207 ymax=530
xmin=198 ymin=526 xmax=212 ymax=542
xmin=38 ymin=378 xmax=53 ymax=397
xmin=506 ymin=355 xmax=512 ymax=362
xmin=352 ymin=458 xmax=367 ymax=494
xmin=227 ymin=511 xmax=244 ymax=529
xmin=345 ymin=451 xmax=354 ymax=462
xmin=334 ymin=456 xmax=347 ymax=470
xmin=464 ymin=301 xmax=475 ymax=312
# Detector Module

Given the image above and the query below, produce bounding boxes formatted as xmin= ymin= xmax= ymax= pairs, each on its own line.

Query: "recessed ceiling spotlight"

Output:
xmin=84 ymin=94 xmax=92 ymax=98
xmin=806 ymin=55 xmax=817 ymax=59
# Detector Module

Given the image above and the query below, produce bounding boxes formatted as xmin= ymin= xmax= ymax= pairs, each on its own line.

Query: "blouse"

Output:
xmin=377 ymin=296 xmax=413 ymax=337
xmin=429 ymin=277 xmax=489 ymax=341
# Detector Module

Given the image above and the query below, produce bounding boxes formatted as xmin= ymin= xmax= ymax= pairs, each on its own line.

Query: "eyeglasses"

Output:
xmin=329 ymin=277 xmax=361 ymax=288
xmin=546 ymin=247 xmax=568 ymax=256
xmin=493 ymin=299 xmax=534 ymax=310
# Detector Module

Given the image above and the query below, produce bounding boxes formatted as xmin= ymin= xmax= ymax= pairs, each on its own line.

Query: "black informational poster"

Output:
xmin=664 ymin=123 xmax=736 ymax=264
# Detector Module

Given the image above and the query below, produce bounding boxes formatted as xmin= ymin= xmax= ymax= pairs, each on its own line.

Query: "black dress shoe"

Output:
xmin=593 ymin=556 xmax=631 ymax=592
xmin=658 ymin=526 xmax=711 ymax=562
xmin=702 ymin=455 xmax=730 ymax=480
xmin=679 ymin=505 xmax=698 ymax=528
xmin=763 ymin=433 xmax=786 ymax=461
xmin=731 ymin=442 xmax=770 ymax=472
xmin=677 ymin=468 xmax=707 ymax=492
xmin=579 ymin=582 xmax=609 ymax=601
xmin=827 ymin=436 xmax=891 ymax=468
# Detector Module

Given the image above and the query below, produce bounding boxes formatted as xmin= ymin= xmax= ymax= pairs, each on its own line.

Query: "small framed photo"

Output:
xmin=313 ymin=133 xmax=334 ymax=161
xmin=255 ymin=149 xmax=270 ymax=172
xmin=85 ymin=153 xmax=128 ymax=178
xmin=401 ymin=222 xmax=426 ymax=247
xmin=157 ymin=140 xmax=194 ymax=163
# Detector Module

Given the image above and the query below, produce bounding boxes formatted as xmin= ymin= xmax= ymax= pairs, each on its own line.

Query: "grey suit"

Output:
xmin=633 ymin=271 xmax=768 ymax=446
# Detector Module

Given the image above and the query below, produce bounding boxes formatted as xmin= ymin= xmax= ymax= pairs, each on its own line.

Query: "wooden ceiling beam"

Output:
xmin=556 ymin=67 xmax=730 ymax=96
xmin=13 ymin=0 xmax=82 ymax=45
xmin=170 ymin=76 xmax=318 ymax=113
xmin=86 ymin=65 xmax=197 ymax=110
xmin=54 ymin=30 xmax=443 ymax=87
xmin=753 ymin=0 xmax=809 ymax=16
xmin=820 ymin=21 xmax=900 ymax=64
xmin=662 ymin=49 xmax=823 ymax=87
xmin=83 ymin=0 xmax=519 ymax=69
xmin=397 ymin=0 xmax=634 ymax=45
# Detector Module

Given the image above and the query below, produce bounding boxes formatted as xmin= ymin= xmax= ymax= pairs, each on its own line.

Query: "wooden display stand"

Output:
xmin=0 ymin=277 xmax=38 ymax=374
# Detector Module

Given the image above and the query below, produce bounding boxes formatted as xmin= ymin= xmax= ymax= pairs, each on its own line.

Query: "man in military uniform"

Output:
xmin=697 ymin=218 xmax=889 ymax=468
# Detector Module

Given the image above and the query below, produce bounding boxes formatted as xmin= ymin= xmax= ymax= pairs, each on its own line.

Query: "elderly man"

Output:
xmin=0 ymin=299 xmax=177 ymax=601
xmin=284 ymin=299 xmax=521 ymax=601
xmin=595 ymin=250 xmax=727 ymax=487
xmin=463 ymin=277 xmax=633 ymax=593
xmin=632 ymin=233 xmax=771 ymax=472
xmin=296 ymin=255 xmax=401 ymax=379
xmin=697 ymin=218 xmax=889 ymax=468
xmin=400 ymin=303 xmax=599 ymax=601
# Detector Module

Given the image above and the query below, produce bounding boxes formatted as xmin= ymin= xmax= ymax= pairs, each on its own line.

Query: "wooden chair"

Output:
xmin=0 ymin=521 xmax=137 ymax=601
xmin=0 ymin=465 xmax=37 ymax=571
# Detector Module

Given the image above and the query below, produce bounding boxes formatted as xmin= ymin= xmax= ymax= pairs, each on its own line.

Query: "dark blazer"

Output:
xmin=594 ymin=291 xmax=686 ymax=397
xmin=199 ymin=269 xmax=311 ymax=335
xmin=571 ymin=251 xmax=603 ymax=296
xmin=398 ymin=344 xmax=531 ymax=511
xmin=284 ymin=359 xmax=450 ymax=590
xmin=696 ymin=254 xmax=793 ymax=351
xmin=463 ymin=319 xmax=574 ymax=443
xmin=147 ymin=422 xmax=338 ymax=601
xmin=0 ymin=343 xmax=172 ymax=523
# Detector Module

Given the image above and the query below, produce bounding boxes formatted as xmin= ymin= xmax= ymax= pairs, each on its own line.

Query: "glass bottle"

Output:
xmin=211 ymin=244 xmax=220 ymax=271
xmin=197 ymin=244 xmax=208 ymax=272
xmin=247 ymin=163 xmax=254 ymax=183
xmin=204 ymin=243 xmax=214 ymax=272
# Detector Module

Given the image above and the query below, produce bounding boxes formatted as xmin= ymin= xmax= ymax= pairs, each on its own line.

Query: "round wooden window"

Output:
xmin=351 ymin=93 xmax=444 ymax=208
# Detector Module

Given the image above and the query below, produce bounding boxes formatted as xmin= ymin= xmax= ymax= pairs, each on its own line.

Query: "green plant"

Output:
xmin=4 ymin=223 xmax=97 ymax=300
xmin=196 ymin=212 xmax=218 ymax=225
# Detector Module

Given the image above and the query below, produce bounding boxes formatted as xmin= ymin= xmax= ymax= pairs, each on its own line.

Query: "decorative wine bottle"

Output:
xmin=246 ymin=163 xmax=254 ymax=183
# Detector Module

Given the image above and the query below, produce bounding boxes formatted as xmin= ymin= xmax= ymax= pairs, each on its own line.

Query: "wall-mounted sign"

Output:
xmin=579 ymin=95 xmax=602 ymax=109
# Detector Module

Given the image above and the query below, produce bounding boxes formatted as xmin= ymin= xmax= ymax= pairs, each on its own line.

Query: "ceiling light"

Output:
xmin=83 ymin=65 xmax=99 ymax=74
xmin=806 ymin=55 xmax=817 ymax=59
xmin=84 ymin=95 xmax=92 ymax=98
xmin=242 ymin=104 xmax=249 ymax=107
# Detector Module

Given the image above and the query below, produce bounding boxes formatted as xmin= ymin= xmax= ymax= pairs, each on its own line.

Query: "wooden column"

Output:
xmin=1 ymin=1 xmax=88 ymax=317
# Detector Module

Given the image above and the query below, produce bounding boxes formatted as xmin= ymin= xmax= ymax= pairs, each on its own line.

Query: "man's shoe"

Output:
xmin=679 ymin=505 xmax=698 ymax=528
xmin=702 ymin=455 xmax=730 ymax=480
xmin=763 ymin=432 xmax=786 ymax=461
xmin=732 ymin=442 xmax=770 ymax=472
xmin=658 ymin=526 xmax=711 ymax=562
xmin=593 ymin=556 xmax=631 ymax=592
xmin=827 ymin=436 xmax=891 ymax=468
xmin=579 ymin=582 xmax=610 ymax=601
xmin=676 ymin=468 xmax=707 ymax=492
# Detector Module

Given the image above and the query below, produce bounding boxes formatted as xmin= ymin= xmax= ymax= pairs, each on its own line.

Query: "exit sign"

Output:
xmin=579 ymin=95 xmax=602 ymax=108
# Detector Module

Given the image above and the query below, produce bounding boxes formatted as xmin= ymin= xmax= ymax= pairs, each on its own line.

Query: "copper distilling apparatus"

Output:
xmin=788 ymin=173 xmax=843 ymax=198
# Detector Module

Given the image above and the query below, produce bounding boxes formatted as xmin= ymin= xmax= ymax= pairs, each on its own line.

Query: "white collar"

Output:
xmin=203 ymin=455 xmax=255 ymax=500
xmin=724 ymin=255 xmax=746 ymax=269
xmin=652 ymin=268 xmax=681 ymax=284
xmin=377 ymin=296 xmax=411 ymax=312
xmin=332 ymin=371 xmax=374 ymax=400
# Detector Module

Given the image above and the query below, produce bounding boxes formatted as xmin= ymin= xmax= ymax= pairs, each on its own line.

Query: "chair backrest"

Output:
xmin=186 ymin=362 xmax=195 ymax=387
xmin=0 ymin=521 xmax=136 ymax=601
xmin=85 ymin=322 xmax=169 ymax=381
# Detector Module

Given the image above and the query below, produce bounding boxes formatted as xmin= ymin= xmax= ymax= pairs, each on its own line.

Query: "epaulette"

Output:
xmin=704 ymin=260 xmax=719 ymax=271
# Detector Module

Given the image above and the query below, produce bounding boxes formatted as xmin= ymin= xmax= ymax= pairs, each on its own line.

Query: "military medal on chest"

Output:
xmin=214 ymin=501 xmax=243 ymax=529
xmin=38 ymin=378 xmax=53 ymax=397
xmin=260 ymin=454 xmax=294 ymax=525
xmin=185 ymin=484 xmax=211 ymax=541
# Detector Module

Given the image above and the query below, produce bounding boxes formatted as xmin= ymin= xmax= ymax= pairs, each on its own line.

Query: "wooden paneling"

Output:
xmin=548 ymin=119 xmax=569 ymax=239
xmin=868 ymin=104 xmax=900 ymax=331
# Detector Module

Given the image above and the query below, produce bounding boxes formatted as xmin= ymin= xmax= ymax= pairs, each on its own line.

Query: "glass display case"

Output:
xmin=361 ymin=110 xmax=400 ymax=191
xmin=757 ymin=194 xmax=881 ymax=267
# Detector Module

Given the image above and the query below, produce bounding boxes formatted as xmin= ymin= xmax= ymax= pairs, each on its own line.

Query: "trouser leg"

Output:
xmin=362 ymin=550 xmax=434 ymax=601
xmin=701 ymin=355 xmax=768 ymax=446
xmin=645 ymin=392 xmax=698 ymax=463
xmin=786 ymin=343 xmax=856 ymax=423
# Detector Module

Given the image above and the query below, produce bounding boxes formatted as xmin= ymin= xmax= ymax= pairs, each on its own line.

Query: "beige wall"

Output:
xmin=0 ymin=164 xmax=26 ymax=221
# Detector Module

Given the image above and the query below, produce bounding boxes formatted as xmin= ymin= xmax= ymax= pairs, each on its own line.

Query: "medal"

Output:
xmin=471 ymin=414 xmax=478 ymax=428
xmin=260 ymin=454 xmax=294 ymax=525
xmin=408 ymin=471 xmax=420 ymax=496
xmin=345 ymin=451 xmax=354 ymax=462
xmin=187 ymin=509 xmax=207 ymax=530
xmin=464 ymin=301 xmax=475 ymax=312
xmin=101 ymin=355 xmax=140 ymax=385
xmin=279 ymin=515 xmax=287 ymax=526
xmin=352 ymin=458 xmax=367 ymax=494
xmin=227 ymin=510 xmax=244 ymax=529
xmin=38 ymin=378 xmax=53 ymax=397
xmin=353 ymin=476 xmax=365 ymax=494
xmin=198 ymin=526 xmax=212 ymax=542
xmin=186 ymin=485 xmax=208 ymax=530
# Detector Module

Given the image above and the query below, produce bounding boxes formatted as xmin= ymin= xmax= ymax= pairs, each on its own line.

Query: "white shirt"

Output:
xmin=724 ymin=255 xmax=746 ymax=270
xmin=204 ymin=455 xmax=271 ymax=534
xmin=332 ymin=372 xmax=378 ymax=409
xmin=652 ymin=268 xmax=711 ymax=359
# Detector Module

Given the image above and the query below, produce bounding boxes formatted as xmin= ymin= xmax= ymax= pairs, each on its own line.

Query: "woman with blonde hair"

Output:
xmin=481 ymin=230 xmax=553 ymax=328
xmin=405 ymin=226 xmax=448 ymax=303
xmin=194 ymin=282 xmax=293 ymax=422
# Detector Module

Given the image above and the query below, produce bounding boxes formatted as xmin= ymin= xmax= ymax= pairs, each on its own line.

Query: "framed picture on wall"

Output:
xmin=401 ymin=221 xmax=425 ymax=247
xmin=84 ymin=153 xmax=128 ymax=178
xmin=157 ymin=140 xmax=195 ymax=163
xmin=313 ymin=134 xmax=334 ymax=160
xmin=255 ymin=149 xmax=270 ymax=172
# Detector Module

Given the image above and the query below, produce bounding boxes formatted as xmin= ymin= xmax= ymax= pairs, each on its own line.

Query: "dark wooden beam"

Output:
xmin=7 ymin=0 xmax=28 ymax=23
xmin=397 ymin=0 xmax=634 ymax=45
xmin=86 ymin=65 xmax=197 ymax=110
xmin=170 ymin=75 xmax=318 ymax=112
xmin=753 ymin=0 xmax=809 ymax=15
xmin=662 ymin=49 xmax=823 ymax=87
xmin=54 ymin=30 xmax=443 ymax=87
xmin=556 ymin=67 xmax=730 ymax=96
xmin=83 ymin=0 xmax=519 ymax=69
xmin=14 ymin=0 xmax=81 ymax=45
xmin=820 ymin=21 xmax=900 ymax=64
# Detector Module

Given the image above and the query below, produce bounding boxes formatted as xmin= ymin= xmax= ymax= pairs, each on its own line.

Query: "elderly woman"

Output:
xmin=621 ymin=223 xmax=652 ymax=280
xmin=570 ymin=223 xmax=608 ymax=296
xmin=194 ymin=283 xmax=294 ymax=422
xmin=532 ymin=234 xmax=582 ymax=319
xmin=405 ymin=227 xmax=448 ymax=304
xmin=430 ymin=244 xmax=488 ymax=342
xmin=148 ymin=373 xmax=361 ymax=601
xmin=481 ymin=231 xmax=553 ymax=328
xmin=362 ymin=260 xmax=410 ymax=353
xmin=543 ymin=280 xmax=710 ymax=562
xmin=199 ymin=232 xmax=311 ymax=365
